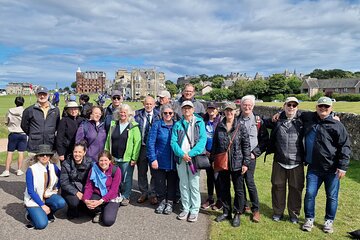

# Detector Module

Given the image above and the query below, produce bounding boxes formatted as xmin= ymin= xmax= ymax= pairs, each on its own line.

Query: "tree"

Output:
xmin=209 ymin=88 xmax=233 ymax=101
xmin=211 ymin=76 xmax=225 ymax=89
xmin=230 ymin=80 xmax=249 ymax=99
xmin=267 ymin=74 xmax=288 ymax=96
xmin=64 ymin=86 xmax=70 ymax=92
xmin=71 ymin=81 xmax=77 ymax=89
xmin=286 ymin=76 xmax=302 ymax=94
xmin=165 ymin=83 xmax=178 ymax=97
xmin=245 ymin=79 xmax=268 ymax=99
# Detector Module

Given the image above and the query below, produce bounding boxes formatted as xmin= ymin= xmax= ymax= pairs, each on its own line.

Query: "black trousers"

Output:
xmin=62 ymin=192 xmax=86 ymax=217
xmin=243 ymin=159 xmax=260 ymax=212
xmin=88 ymin=193 xmax=120 ymax=226
xmin=205 ymin=165 xmax=222 ymax=200
xmin=218 ymin=170 xmax=245 ymax=214
xmin=153 ymin=169 xmax=177 ymax=202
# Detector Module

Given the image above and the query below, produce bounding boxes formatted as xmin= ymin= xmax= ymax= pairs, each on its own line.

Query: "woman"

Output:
xmin=1 ymin=96 xmax=27 ymax=177
xmin=147 ymin=104 xmax=177 ymax=215
xmin=24 ymin=144 xmax=66 ymax=229
xmin=201 ymin=103 xmax=222 ymax=210
xmin=76 ymin=106 xmax=106 ymax=162
xmin=211 ymin=102 xmax=251 ymax=227
xmin=170 ymin=101 xmax=206 ymax=222
xmin=56 ymin=101 xmax=84 ymax=161
xmin=60 ymin=142 xmax=93 ymax=219
xmin=83 ymin=150 xmax=121 ymax=226
xmin=104 ymin=104 xmax=141 ymax=207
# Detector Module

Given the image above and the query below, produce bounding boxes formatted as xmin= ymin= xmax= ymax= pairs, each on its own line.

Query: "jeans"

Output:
xmin=243 ymin=159 xmax=259 ymax=212
xmin=177 ymin=160 xmax=201 ymax=214
xmin=304 ymin=168 xmax=340 ymax=221
xmin=116 ymin=161 xmax=134 ymax=199
xmin=26 ymin=194 xmax=66 ymax=229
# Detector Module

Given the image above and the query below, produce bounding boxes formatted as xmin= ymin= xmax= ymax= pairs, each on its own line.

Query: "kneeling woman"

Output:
xmin=24 ymin=145 xmax=66 ymax=229
xmin=82 ymin=151 xmax=121 ymax=226
xmin=60 ymin=142 xmax=92 ymax=219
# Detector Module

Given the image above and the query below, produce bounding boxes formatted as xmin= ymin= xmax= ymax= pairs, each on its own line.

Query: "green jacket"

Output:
xmin=105 ymin=120 xmax=141 ymax=162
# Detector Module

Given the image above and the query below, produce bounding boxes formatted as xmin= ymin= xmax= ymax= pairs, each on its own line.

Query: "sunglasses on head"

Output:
xmin=112 ymin=96 xmax=121 ymax=100
xmin=286 ymin=103 xmax=298 ymax=108
xmin=163 ymin=112 xmax=174 ymax=115
xmin=318 ymin=104 xmax=330 ymax=109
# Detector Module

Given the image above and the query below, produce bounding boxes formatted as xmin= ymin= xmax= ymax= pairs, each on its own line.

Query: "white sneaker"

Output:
xmin=302 ymin=218 xmax=314 ymax=232
xmin=0 ymin=170 xmax=10 ymax=177
xmin=323 ymin=219 xmax=334 ymax=233
xmin=16 ymin=170 xmax=24 ymax=176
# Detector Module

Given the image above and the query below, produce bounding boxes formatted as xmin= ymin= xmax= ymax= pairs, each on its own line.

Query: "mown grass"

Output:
xmin=257 ymin=101 xmax=360 ymax=114
xmin=209 ymin=155 xmax=360 ymax=240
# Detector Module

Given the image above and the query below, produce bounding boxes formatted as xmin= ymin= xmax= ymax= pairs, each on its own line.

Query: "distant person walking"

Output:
xmin=52 ymin=89 xmax=60 ymax=107
xmin=0 ymin=96 xmax=27 ymax=177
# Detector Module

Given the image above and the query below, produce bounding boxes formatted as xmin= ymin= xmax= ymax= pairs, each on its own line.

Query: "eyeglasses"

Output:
xmin=286 ymin=103 xmax=298 ymax=108
xmin=38 ymin=154 xmax=51 ymax=157
xmin=163 ymin=112 xmax=174 ymax=115
xmin=112 ymin=96 xmax=121 ymax=100
xmin=318 ymin=104 xmax=330 ymax=109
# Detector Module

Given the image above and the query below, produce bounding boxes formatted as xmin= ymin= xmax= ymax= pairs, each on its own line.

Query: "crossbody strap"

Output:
xmin=181 ymin=121 xmax=194 ymax=149
xmin=226 ymin=123 xmax=241 ymax=150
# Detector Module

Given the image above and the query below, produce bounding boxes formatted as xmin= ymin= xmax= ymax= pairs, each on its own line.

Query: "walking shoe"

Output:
xmin=187 ymin=213 xmax=198 ymax=222
xmin=48 ymin=214 xmax=55 ymax=223
xmin=302 ymin=218 xmax=314 ymax=232
xmin=16 ymin=169 xmax=24 ymax=176
xmin=252 ymin=211 xmax=260 ymax=223
xmin=215 ymin=213 xmax=232 ymax=222
xmin=272 ymin=214 xmax=283 ymax=222
xmin=211 ymin=200 xmax=223 ymax=211
xmin=24 ymin=224 xmax=35 ymax=230
xmin=137 ymin=194 xmax=147 ymax=203
xmin=290 ymin=217 xmax=299 ymax=224
xmin=0 ymin=170 xmax=10 ymax=177
xmin=177 ymin=211 xmax=189 ymax=220
xmin=155 ymin=200 xmax=167 ymax=214
xmin=201 ymin=198 xmax=214 ymax=210
xmin=92 ymin=213 xmax=101 ymax=223
xmin=150 ymin=196 xmax=158 ymax=205
xmin=163 ymin=201 xmax=173 ymax=215
xmin=323 ymin=219 xmax=334 ymax=233
xmin=243 ymin=206 xmax=252 ymax=214
xmin=232 ymin=213 xmax=241 ymax=227
xmin=120 ymin=198 xmax=130 ymax=206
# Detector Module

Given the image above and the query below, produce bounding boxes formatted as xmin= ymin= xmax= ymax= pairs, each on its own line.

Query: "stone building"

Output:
xmin=301 ymin=77 xmax=360 ymax=97
xmin=76 ymin=67 xmax=107 ymax=94
xmin=6 ymin=82 xmax=34 ymax=95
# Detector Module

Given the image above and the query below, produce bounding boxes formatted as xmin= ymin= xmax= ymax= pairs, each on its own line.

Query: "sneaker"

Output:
xmin=163 ymin=201 xmax=173 ymax=215
xmin=201 ymin=198 xmax=214 ymax=210
xmin=302 ymin=218 xmax=314 ymax=232
xmin=120 ymin=198 xmax=130 ymax=206
xmin=211 ymin=200 xmax=223 ymax=211
xmin=92 ymin=213 xmax=101 ymax=223
xmin=187 ymin=213 xmax=198 ymax=222
xmin=177 ymin=211 xmax=189 ymax=220
xmin=272 ymin=214 xmax=283 ymax=222
xmin=323 ymin=219 xmax=334 ymax=233
xmin=48 ymin=214 xmax=55 ymax=223
xmin=0 ymin=170 xmax=10 ymax=177
xmin=290 ymin=217 xmax=299 ymax=224
xmin=16 ymin=169 xmax=24 ymax=176
xmin=24 ymin=224 xmax=35 ymax=230
xmin=155 ymin=200 xmax=167 ymax=214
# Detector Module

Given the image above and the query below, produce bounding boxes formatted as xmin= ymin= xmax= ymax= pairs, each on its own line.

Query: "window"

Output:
xmin=343 ymin=88 xmax=348 ymax=92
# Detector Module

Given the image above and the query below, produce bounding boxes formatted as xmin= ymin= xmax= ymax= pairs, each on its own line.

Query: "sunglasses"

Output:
xmin=163 ymin=112 xmax=174 ymax=115
xmin=286 ymin=103 xmax=298 ymax=108
xmin=112 ymin=96 xmax=121 ymax=100
xmin=318 ymin=104 xmax=330 ymax=109
xmin=38 ymin=154 xmax=51 ymax=157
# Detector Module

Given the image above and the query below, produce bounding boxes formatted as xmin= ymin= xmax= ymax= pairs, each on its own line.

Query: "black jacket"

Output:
xmin=211 ymin=118 xmax=251 ymax=171
xmin=21 ymin=103 xmax=60 ymax=152
xmin=60 ymin=156 xmax=93 ymax=195
xmin=56 ymin=115 xmax=84 ymax=157
xmin=302 ymin=112 xmax=351 ymax=172
xmin=266 ymin=111 xmax=304 ymax=165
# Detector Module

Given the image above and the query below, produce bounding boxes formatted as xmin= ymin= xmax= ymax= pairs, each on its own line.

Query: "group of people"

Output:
xmin=0 ymin=83 xmax=351 ymax=234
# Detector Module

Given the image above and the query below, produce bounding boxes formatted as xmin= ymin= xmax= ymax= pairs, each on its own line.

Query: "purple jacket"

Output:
xmin=75 ymin=120 xmax=106 ymax=161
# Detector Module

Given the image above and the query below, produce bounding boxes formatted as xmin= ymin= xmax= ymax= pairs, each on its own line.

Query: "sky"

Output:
xmin=1 ymin=0 xmax=360 ymax=89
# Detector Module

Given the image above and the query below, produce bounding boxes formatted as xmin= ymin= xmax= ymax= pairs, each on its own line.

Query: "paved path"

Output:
xmin=0 ymin=156 xmax=212 ymax=240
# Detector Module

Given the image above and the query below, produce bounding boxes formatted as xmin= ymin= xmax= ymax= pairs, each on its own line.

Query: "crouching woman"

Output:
xmin=24 ymin=144 xmax=66 ymax=229
xmin=82 ymin=150 xmax=121 ymax=226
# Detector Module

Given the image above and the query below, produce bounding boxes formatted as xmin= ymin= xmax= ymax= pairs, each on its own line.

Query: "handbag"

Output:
xmin=213 ymin=123 xmax=241 ymax=172
xmin=181 ymin=122 xmax=211 ymax=170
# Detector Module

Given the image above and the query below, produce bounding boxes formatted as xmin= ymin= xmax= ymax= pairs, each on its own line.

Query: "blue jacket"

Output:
xmin=147 ymin=120 xmax=176 ymax=170
xmin=170 ymin=114 xmax=207 ymax=164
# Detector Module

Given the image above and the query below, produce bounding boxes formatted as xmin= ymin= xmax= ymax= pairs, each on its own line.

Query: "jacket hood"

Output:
xmin=8 ymin=106 xmax=24 ymax=116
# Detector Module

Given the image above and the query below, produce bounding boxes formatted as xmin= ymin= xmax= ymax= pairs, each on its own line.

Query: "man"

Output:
xmin=21 ymin=86 xmax=60 ymax=154
xmin=52 ymin=89 xmax=60 ymax=107
xmin=301 ymin=97 xmax=351 ymax=234
xmin=134 ymin=96 xmax=161 ymax=204
xmin=79 ymin=94 xmax=93 ymax=118
xmin=173 ymin=83 xmax=205 ymax=119
xmin=104 ymin=90 xmax=123 ymax=132
xmin=238 ymin=95 xmax=269 ymax=223
xmin=265 ymin=97 xmax=304 ymax=224
xmin=155 ymin=90 xmax=171 ymax=111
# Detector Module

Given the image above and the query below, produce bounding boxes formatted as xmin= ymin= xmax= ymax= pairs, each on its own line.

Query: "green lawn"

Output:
xmin=257 ymin=101 xmax=360 ymax=114
xmin=209 ymin=155 xmax=360 ymax=240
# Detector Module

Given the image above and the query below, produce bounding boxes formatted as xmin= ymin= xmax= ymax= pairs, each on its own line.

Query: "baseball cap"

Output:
xmin=207 ymin=103 xmax=217 ymax=109
xmin=36 ymin=86 xmax=48 ymax=94
xmin=111 ymin=90 xmax=122 ymax=97
xmin=224 ymin=102 xmax=237 ymax=110
xmin=317 ymin=97 xmax=333 ymax=106
xmin=285 ymin=97 xmax=299 ymax=104
xmin=181 ymin=100 xmax=194 ymax=108
xmin=158 ymin=90 xmax=171 ymax=98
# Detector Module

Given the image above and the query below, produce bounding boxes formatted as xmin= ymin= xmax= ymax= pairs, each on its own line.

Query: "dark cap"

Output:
xmin=36 ymin=86 xmax=48 ymax=94
xmin=207 ymin=103 xmax=217 ymax=109
xmin=35 ymin=144 xmax=55 ymax=157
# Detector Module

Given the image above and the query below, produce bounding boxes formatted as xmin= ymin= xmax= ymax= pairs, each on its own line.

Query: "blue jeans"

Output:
xmin=304 ymin=169 xmax=340 ymax=221
xmin=116 ymin=161 xmax=134 ymax=199
xmin=26 ymin=194 xmax=66 ymax=229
